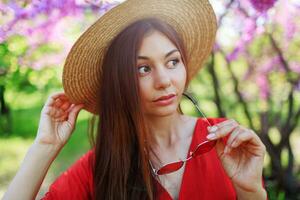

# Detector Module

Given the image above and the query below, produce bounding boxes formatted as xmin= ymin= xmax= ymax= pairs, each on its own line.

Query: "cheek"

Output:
xmin=174 ymin=65 xmax=187 ymax=87
xmin=138 ymin=79 xmax=152 ymax=101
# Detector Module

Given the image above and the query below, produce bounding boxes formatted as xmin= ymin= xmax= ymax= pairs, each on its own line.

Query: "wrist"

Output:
xmin=31 ymin=140 xmax=62 ymax=158
xmin=235 ymin=185 xmax=267 ymax=200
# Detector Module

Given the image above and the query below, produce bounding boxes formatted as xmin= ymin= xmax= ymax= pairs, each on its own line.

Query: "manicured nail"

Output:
xmin=224 ymin=146 xmax=228 ymax=154
xmin=207 ymin=133 xmax=216 ymax=140
xmin=208 ymin=126 xmax=218 ymax=132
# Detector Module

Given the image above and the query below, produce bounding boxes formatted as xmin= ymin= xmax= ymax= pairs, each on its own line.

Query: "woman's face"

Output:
xmin=137 ymin=30 xmax=187 ymax=117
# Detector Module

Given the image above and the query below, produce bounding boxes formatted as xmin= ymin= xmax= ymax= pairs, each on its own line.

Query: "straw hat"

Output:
xmin=62 ymin=0 xmax=217 ymax=114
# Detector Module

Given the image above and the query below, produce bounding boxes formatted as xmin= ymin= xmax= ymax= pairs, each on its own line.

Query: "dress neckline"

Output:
xmin=153 ymin=117 xmax=202 ymax=199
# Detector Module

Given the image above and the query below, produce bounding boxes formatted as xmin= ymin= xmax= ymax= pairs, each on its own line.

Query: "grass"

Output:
xmin=0 ymin=137 xmax=33 ymax=194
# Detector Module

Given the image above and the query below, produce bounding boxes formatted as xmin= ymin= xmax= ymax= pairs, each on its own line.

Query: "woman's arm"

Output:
xmin=3 ymin=143 xmax=60 ymax=200
xmin=3 ymin=92 xmax=84 ymax=200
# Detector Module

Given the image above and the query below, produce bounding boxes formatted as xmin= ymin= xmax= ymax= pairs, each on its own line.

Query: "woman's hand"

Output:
xmin=206 ymin=119 xmax=266 ymax=194
xmin=35 ymin=91 xmax=85 ymax=149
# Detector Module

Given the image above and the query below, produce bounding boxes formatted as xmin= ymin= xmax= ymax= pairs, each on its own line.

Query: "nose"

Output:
xmin=153 ymin=66 xmax=171 ymax=90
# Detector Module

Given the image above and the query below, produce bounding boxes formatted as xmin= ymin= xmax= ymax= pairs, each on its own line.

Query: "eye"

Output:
xmin=167 ymin=58 xmax=180 ymax=68
xmin=138 ymin=65 xmax=151 ymax=75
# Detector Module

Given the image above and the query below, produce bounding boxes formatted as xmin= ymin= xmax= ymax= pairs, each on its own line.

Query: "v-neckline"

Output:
xmin=153 ymin=117 xmax=201 ymax=200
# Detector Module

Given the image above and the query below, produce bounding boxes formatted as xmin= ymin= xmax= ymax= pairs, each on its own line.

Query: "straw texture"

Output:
xmin=63 ymin=0 xmax=217 ymax=114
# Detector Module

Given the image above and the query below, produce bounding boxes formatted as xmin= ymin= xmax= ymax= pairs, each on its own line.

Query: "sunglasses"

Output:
xmin=149 ymin=92 xmax=215 ymax=176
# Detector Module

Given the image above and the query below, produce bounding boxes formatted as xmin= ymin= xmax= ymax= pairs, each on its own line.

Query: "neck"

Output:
xmin=145 ymin=113 xmax=190 ymax=148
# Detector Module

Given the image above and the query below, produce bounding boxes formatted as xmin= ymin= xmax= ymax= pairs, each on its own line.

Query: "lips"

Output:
xmin=154 ymin=94 xmax=176 ymax=102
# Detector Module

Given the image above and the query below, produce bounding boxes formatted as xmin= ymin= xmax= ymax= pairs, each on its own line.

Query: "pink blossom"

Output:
xmin=242 ymin=18 xmax=257 ymax=43
xmin=213 ymin=43 xmax=221 ymax=51
xmin=296 ymin=81 xmax=300 ymax=91
xmin=273 ymin=1 xmax=299 ymax=41
xmin=256 ymin=75 xmax=270 ymax=100
xmin=290 ymin=62 xmax=300 ymax=73
xmin=260 ymin=56 xmax=280 ymax=73
xmin=1 ymin=0 xmax=119 ymax=42
xmin=226 ymin=18 xmax=256 ymax=61
xmin=249 ymin=0 xmax=277 ymax=12
xmin=227 ymin=45 xmax=243 ymax=61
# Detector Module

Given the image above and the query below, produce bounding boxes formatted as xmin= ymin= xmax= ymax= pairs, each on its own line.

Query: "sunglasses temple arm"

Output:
xmin=182 ymin=92 xmax=213 ymax=127
xmin=148 ymin=160 xmax=159 ymax=176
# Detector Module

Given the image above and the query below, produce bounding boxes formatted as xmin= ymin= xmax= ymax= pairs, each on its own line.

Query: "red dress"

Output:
xmin=42 ymin=118 xmax=246 ymax=199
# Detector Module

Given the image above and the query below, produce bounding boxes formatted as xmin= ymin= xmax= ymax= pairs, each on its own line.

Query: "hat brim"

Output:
xmin=63 ymin=0 xmax=217 ymax=114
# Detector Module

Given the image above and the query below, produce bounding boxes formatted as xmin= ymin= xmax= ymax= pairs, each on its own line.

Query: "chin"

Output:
xmin=145 ymin=105 xmax=179 ymax=117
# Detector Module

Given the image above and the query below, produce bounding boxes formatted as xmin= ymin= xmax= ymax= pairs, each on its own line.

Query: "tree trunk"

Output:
xmin=0 ymin=85 xmax=11 ymax=134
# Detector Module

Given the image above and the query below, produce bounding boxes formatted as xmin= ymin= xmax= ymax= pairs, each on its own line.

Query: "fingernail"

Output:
xmin=208 ymin=126 xmax=218 ymax=132
xmin=224 ymin=146 xmax=228 ymax=154
xmin=207 ymin=133 xmax=216 ymax=140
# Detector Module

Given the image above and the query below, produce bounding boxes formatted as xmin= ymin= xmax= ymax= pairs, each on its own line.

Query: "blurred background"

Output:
xmin=0 ymin=0 xmax=299 ymax=199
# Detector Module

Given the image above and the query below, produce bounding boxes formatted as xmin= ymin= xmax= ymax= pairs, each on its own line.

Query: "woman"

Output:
xmin=4 ymin=0 xmax=267 ymax=199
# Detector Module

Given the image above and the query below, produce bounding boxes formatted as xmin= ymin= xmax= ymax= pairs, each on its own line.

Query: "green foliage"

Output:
xmin=0 ymin=35 xmax=63 ymax=98
xmin=266 ymin=181 xmax=286 ymax=200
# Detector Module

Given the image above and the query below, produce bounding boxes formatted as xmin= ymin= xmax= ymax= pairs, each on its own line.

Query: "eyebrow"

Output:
xmin=137 ymin=49 xmax=179 ymax=60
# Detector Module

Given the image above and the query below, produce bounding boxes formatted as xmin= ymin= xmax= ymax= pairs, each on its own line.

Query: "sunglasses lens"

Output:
xmin=193 ymin=140 xmax=216 ymax=157
xmin=157 ymin=161 xmax=184 ymax=175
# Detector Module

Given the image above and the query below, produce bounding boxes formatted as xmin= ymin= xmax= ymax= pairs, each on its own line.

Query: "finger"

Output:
xmin=49 ymin=95 xmax=69 ymax=107
xmin=207 ymin=121 xmax=239 ymax=140
xmin=53 ymin=105 xmax=77 ymax=125
xmin=223 ymin=126 xmax=241 ymax=154
xmin=66 ymin=104 xmax=76 ymax=112
xmin=54 ymin=112 xmax=69 ymax=122
xmin=67 ymin=104 xmax=85 ymax=126
xmin=47 ymin=107 xmax=66 ymax=118
xmin=230 ymin=130 xmax=254 ymax=148
xmin=207 ymin=119 xmax=238 ymax=132
xmin=52 ymin=98 xmax=63 ymax=108
xmin=60 ymin=101 xmax=72 ymax=111
xmin=49 ymin=91 xmax=65 ymax=99
xmin=44 ymin=92 xmax=68 ymax=108
xmin=224 ymin=127 xmax=265 ymax=156
xmin=226 ymin=126 xmax=242 ymax=147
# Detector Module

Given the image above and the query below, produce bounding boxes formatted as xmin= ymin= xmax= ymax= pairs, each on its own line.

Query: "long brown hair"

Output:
xmin=91 ymin=17 xmax=190 ymax=200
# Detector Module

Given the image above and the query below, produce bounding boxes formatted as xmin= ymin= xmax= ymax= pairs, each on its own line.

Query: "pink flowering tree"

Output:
xmin=0 ymin=0 xmax=119 ymax=132
xmin=201 ymin=0 xmax=300 ymax=198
